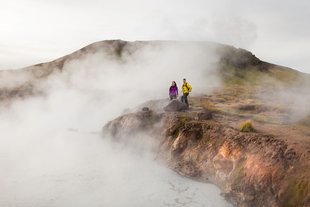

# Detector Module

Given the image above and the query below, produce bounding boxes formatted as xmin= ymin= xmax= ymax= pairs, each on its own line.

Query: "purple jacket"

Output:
xmin=169 ymin=85 xmax=178 ymax=95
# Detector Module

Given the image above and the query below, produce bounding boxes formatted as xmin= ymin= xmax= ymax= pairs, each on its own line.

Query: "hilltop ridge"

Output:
xmin=0 ymin=40 xmax=309 ymax=102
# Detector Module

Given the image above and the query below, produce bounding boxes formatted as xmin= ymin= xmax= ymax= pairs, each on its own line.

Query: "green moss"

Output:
xmin=229 ymin=159 xmax=246 ymax=184
xmin=190 ymin=97 xmax=215 ymax=110
xmin=180 ymin=116 xmax=190 ymax=123
xmin=240 ymin=120 xmax=255 ymax=132
xmin=221 ymin=65 xmax=269 ymax=86
xmin=270 ymin=67 xmax=301 ymax=84
xmin=282 ymin=180 xmax=309 ymax=207
xmin=220 ymin=63 xmax=307 ymax=88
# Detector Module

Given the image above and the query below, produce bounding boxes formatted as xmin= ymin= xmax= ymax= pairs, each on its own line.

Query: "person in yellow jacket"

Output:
xmin=181 ymin=78 xmax=192 ymax=107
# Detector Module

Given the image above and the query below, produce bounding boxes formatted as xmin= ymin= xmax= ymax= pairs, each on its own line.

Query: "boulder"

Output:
xmin=164 ymin=100 xmax=188 ymax=112
xmin=141 ymin=107 xmax=152 ymax=118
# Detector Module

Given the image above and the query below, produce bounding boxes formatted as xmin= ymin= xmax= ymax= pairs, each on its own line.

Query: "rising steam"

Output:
xmin=0 ymin=42 xmax=231 ymax=207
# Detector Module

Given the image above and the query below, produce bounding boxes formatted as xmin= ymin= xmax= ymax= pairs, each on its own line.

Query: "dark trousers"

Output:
xmin=170 ymin=94 xmax=177 ymax=100
xmin=181 ymin=93 xmax=189 ymax=106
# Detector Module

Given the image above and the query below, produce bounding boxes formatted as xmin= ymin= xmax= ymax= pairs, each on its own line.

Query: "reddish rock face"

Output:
xmin=103 ymin=109 xmax=310 ymax=207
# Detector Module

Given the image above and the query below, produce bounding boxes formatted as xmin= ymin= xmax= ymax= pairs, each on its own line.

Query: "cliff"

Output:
xmin=103 ymin=99 xmax=310 ymax=207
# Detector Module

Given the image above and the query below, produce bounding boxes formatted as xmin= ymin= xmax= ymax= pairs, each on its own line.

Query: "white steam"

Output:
xmin=0 ymin=43 xmax=231 ymax=206
xmin=258 ymin=84 xmax=310 ymax=123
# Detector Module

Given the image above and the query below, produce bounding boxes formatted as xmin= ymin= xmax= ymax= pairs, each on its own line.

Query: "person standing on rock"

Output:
xmin=169 ymin=81 xmax=179 ymax=100
xmin=181 ymin=78 xmax=192 ymax=107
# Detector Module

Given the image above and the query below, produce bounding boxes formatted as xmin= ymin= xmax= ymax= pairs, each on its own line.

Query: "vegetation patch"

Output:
xmin=238 ymin=104 xmax=256 ymax=111
xmin=230 ymin=159 xmax=246 ymax=185
xmin=270 ymin=67 xmax=301 ymax=85
xmin=190 ymin=97 xmax=215 ymax=110
xmin=281 ymin=179 xmax=309 ymax=207
xmin=221 ymin=65 xmax=269 ymax=86
xmin=240 ymin=120 xmax=255 ymax=132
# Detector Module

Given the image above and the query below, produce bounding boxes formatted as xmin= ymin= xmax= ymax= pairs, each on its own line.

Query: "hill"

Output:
xmin=1 ymin=40 xmax=310 ymax=206
xmin=1 ymin=40 xmax=309 ymax=102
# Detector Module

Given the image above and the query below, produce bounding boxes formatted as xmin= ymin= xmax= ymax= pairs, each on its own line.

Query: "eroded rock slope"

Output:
xmin=103 ymin=105 xmax=310 ymax=207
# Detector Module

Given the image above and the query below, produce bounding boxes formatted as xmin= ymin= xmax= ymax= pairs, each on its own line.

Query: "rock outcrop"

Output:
xmin=103 ymin=106 xmax=310 ymax=207
xmin=103 ymin=107 xmax=163 ymax=139
xmin=164 ymin=100 xmax=188 ymax=112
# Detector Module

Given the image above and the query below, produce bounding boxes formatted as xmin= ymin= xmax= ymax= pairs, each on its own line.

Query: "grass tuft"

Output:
xmin=240 ymin=120 xmax=255 ymax=132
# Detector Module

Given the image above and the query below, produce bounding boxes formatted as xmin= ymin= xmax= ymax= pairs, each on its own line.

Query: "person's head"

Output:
xmin=183 ymin=78 xmax=186 ymax=83
xmin=171 ymin=81 xmax=176 ymax=86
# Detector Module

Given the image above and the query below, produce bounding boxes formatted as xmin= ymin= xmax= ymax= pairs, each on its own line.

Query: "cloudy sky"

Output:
xmin=0 ymin=0 xmax=309 ymax=73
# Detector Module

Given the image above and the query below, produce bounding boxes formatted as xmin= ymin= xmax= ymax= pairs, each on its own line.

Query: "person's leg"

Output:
xmin=184 ymin=93 xmax=189 ymax=106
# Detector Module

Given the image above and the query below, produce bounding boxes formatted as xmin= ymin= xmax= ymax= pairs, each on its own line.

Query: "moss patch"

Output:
xmin=190 ymin=97 xmax=216 ymax=110
xmin=281 ymin=179 xmax=309 ymax=207
xmin=240 ymin=120 xmax=255 ymax=132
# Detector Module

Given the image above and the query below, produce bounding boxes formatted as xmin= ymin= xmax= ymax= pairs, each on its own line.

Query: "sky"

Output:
xmin=0 ymin=0 xmax=309 ymax=73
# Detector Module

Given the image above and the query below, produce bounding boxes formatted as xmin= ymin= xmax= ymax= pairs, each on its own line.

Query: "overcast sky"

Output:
xmin=0 ymin=0 xmax=309 ymax=73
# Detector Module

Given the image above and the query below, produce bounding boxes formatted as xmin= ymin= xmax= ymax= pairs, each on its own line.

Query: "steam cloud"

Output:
xmin=0 ymin=43 xmax=231 ymax=207
xmin=258 ymin=83 xmax=310 ymax=123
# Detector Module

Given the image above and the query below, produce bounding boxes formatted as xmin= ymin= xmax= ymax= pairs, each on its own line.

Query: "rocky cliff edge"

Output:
xmin=103 ymin=100 xmax=310 ymax=207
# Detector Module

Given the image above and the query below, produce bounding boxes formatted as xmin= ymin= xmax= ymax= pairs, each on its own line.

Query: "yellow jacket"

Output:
xmin=182 ymin=82 xmax=192 ymax=93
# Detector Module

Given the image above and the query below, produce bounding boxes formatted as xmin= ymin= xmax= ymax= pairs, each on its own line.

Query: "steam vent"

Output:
xmin=1 ymin=40 xmax=310 ymax=207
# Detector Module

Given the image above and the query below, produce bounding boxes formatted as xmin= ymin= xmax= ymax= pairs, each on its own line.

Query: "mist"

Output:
xmin=257 ymin=83 xmax=310 ymax=124
xmin=0 ymin=43 xmax=231 ymax=206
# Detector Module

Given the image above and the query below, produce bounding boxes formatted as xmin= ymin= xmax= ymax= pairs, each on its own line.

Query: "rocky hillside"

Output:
xmin=1 ymin=40 xmax=309 ymax=102
xmin=103 ymin=99 xmax=310 ymax=207
xmin=1 ymin=40 xmax=310 ymax=206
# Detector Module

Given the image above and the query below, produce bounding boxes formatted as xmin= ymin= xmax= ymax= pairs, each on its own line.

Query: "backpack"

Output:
xmin=185 ymin=83 xmax=192 ymax=92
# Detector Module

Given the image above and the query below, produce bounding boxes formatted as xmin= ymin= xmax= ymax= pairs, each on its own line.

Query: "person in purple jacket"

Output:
xmin=169 ymin=81 xmax=178 ymax=100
